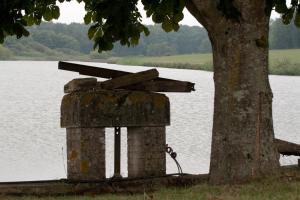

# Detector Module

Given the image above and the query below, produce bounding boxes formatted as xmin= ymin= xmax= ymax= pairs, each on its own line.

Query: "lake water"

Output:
xmin=0 ymin=61 xmax=299 ymax=182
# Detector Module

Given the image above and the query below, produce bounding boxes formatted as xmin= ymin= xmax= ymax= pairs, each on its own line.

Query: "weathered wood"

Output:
xmin=126 ymin=80 xmax=195 ymax=93
xmin=59 ymin=61 xmax=129 ymax=79
xmin=275 ymin=139 xmax=300 ymax=156
xmin=101 ymin=69 xmax=159 ymax=90
xmin=58 ymin=61 xmax=195 ymax=92
xmin=0 ymin=174 xmax=209 ymax=196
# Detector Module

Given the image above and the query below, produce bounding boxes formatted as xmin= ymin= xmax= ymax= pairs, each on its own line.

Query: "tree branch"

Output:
xmin=185 ymin=0 xmax=223 ymax=30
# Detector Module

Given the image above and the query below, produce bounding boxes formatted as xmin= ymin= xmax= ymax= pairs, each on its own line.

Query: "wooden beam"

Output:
xmin=126 ymin=80 xmax=195 ymax=92
xmin=101 ymin=69 xmax=159 ymax=90
xmin=275 ymin=139 xmax=300 ymax=156
xmin=58 ymin=61 xmax=185 ymax=83
xmin=58 ymin=61 xmax=195 ymax=92
xmin=58 ymin=61 xmax=129 ymax=79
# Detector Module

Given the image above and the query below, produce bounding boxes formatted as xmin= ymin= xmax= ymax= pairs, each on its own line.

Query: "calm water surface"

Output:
xmin=0 ymin=61 xmax=299 ymax=182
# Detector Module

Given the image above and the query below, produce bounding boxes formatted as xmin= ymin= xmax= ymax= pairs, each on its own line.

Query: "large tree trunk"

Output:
xmin=208 ymin=20 xmax=280 ymax=184
xmin=187 ymin=1 xmax=280 ymax=184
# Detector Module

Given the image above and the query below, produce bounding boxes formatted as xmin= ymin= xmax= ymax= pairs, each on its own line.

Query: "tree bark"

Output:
xmin=187 ymin=0 xmax=280 ymax=184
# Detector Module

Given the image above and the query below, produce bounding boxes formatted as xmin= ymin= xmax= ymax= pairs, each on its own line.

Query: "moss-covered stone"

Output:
xmin=61 ymin=90 xmax=170 ymax=128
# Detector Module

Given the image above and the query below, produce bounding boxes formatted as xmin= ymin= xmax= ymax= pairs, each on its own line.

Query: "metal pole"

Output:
xmin=114 ymin=127 xmax=121 ymax=178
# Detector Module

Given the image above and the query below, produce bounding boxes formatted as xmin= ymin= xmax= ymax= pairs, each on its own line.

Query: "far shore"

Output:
xmin=2 ymin=49 xmax=300 ymax=76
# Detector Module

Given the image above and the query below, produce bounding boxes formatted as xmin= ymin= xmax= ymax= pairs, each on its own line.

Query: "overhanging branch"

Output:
xmin=185 ymin=0 xmax=223 ymax=30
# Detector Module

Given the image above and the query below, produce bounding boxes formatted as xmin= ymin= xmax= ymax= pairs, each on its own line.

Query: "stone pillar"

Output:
xmin=127 ymin=127 xmax=166 ymax=178
xmin=66 ymin=128 xmax=105 ymax=181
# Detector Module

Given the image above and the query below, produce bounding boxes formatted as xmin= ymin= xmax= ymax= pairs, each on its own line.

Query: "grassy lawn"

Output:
xmin=112 ymin=49 xmax=300 ymax=76
xmin=115 ymin=53 xmax=213 ymax=66
xmin=2 ymin=168 xmax=300 ymax=200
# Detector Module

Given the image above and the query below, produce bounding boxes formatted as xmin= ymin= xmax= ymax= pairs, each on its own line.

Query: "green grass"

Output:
xmin=2 ymin=168 xmax=300 ymax=200
xmin=112 ymin=49 xmax=300 ymax=76
xmin=112 ymin=53 xmax=213 ymax=66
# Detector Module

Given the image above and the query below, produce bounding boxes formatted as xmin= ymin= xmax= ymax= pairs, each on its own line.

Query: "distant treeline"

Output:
xmin=270 ymin=19 xmax=300 ymax=49
xmin=0 ymin=18 xmax=300 ymax=60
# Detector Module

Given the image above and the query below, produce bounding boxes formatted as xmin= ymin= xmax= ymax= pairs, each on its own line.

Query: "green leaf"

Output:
xmin=99 ymin=40 xmax=113 ymax=51
xmin=0 ymin=31 xmax=4 ymax=44
xmin=152 ymin=14 xmax=164 ymax=23
xmin=22 ymin=28 xmax=30 ymax=37
xmin=84 ymin=12 xmax=92 ymax=24
xmin=106 ymin=42 xmax=114 ymax=50
xmin=291 ymin=0 xmax=298 ymax=6
xmin=143 ymin=27 xmax=150 ymax=36
xmin=161 ymin=0 xmax=172 ymax=15
xmin=88 ymin=25 xmax=97 ymax=39
xmin=93 ymin=42 xmax=98 ymax=50
xmin=162 ymin=18 xmax=173 ymax=32
xmin=13 ymin=24 xmax=23 ymax=39
xmin=146 ymin=10 xmax=153 ymax=17
xmin=130 ymin=34 xmax=140 ymax=46
xmin=282 ymin=8 xmax=295 ymax=24
xmin=52 ymin=6 xmax=60 ymax=19
xmin=43 ymin=7 xmax=52 ymax=21
xmin=92 ymin=12 xmax=97 ymax=22
xmin=24 ymin=15 xmax=35 ymax=26
xmin=174 ymin=13 xmax=184 ymax=23
xmin=275 ymin=1 xmax=288 ymax=14
xmin=294 ymin=9 xmax=300 ymax=28
xmin=120 ymin=39 xmax=127 ymax=45
xmin=34 ymin=17 xmax=42 ymax=25
xmin=173 ymin=23 xmax=180 ymax=31
xmin=178 ymin=0 xmax=185 ymax=10
xmin=94 ymin=29 xmax=103 ymax=39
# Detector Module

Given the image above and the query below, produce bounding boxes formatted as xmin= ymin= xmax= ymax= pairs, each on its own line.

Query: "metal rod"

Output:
xmin=114 ymin=127 xmax=121 ymax=178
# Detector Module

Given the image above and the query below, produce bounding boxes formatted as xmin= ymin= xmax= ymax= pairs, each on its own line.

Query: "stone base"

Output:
xmin=127 ymin=127 xmax=166 ymax=178
xmin=67 ymin=128 xmax=105 ymax=181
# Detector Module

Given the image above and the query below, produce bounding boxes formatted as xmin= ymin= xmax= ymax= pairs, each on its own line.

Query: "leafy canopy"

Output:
xmin=0 ymin=0 xmax=61 ymax=43
xmin=274 ymin=0 xmax=300 ymax=26
xmin=0 ymin=0 xmax=300 ymax=52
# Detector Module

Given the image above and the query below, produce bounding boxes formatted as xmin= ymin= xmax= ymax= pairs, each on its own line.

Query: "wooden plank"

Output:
xmin=59 ymin=61 xmax=181 ymax=82
xmin=58 ymin=61 xmax=195 ymax=92
xmin=275 ymin=139 xmax=300 ymax=156
xmin=125 ymin=80 xmax=195 ymax=92
xmin=58 ymin=61 xmax=129 ymax=79
xmin=101 ymin=69 xmax=159 ymax=90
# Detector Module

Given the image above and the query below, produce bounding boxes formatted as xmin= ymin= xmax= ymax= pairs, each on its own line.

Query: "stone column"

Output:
xmin=127 ymin=127 xmax=166 ymax=178
xmin=66 ymin=128 xmax=105 ymax=181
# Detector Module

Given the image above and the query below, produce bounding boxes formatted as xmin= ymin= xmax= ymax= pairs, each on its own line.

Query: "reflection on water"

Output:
xmin=0 ymin=61 xmax=299 ymax=181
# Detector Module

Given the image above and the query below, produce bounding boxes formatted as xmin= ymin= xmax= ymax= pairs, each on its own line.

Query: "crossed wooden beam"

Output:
xmin=58 ymin=61 xmax=195 ymax=93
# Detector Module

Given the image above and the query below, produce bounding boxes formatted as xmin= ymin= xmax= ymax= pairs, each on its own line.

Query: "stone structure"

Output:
xmin=61 ymin=79 xmax=170 ymax=180
xmin=128 ymin=127 xmax=166 ymax=177
xmin=61 ymin=89 xmax=170 ymax=128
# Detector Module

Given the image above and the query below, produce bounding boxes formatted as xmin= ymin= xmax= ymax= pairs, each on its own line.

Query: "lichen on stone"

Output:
xmin=70 ymin=150 xmax=78 ymax=161
xmin=80 ymin=160 xmax=90 ymax=174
